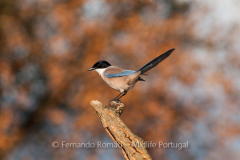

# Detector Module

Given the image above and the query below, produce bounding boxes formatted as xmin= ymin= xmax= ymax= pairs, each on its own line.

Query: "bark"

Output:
xmin=90 ymin=100 xmax=152 ymax=160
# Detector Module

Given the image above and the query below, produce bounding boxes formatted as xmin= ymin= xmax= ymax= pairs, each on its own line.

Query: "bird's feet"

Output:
xmin=109 ymin=98 xmax=122 ymax=104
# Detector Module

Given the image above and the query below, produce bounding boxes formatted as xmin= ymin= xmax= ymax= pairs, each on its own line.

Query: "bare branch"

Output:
xmin=91 ymin=100 xmax=152 ymax=160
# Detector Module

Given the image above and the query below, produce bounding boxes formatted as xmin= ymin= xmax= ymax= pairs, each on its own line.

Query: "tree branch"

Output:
xmin=91 ymin=100 xmax=152 ymax=160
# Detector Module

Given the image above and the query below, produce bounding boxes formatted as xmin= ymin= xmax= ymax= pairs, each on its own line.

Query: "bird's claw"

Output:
xmin=109 ymin=99 xmax=122 ymax=103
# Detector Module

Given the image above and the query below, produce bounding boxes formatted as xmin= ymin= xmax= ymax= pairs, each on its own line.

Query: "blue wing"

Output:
xmin=105 ymin=70 xmax=136 ymax=78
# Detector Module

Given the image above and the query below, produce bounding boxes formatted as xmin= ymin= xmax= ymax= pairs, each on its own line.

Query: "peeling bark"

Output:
xmin=91 ymin=100 xmax=152 ymax=160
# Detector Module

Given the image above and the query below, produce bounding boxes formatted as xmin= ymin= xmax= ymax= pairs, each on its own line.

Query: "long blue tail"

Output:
xmin=136 ymin=48 xmax=175 ymax=74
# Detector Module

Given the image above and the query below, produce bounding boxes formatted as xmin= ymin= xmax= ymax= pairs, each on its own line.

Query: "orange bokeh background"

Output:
xmin=0 ymin=0 xmax=240 ymax=160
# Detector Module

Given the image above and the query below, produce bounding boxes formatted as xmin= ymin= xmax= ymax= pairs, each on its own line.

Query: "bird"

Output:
xmin=88 ymin=48 xmax=175 ymax=102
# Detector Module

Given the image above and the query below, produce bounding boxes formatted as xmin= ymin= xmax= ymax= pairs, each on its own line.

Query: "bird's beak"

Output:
xmin=88 ymin=67 xmax=95 ymax=71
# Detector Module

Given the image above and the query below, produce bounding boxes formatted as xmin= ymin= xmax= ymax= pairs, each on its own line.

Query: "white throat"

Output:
xmin=95 ymin=68 xmax=106 ymax=76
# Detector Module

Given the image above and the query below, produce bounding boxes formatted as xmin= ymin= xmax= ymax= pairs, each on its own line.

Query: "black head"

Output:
xmin=88 ymin=60 xmax=111 ymax=71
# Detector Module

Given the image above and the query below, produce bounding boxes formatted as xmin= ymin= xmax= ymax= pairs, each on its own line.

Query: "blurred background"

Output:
xmin=0 ymin=0 xmax=240 ymax=160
